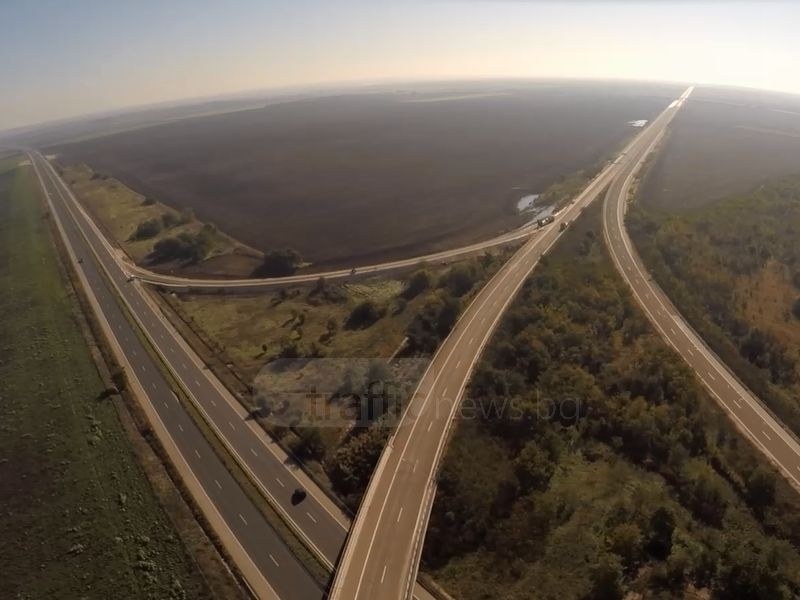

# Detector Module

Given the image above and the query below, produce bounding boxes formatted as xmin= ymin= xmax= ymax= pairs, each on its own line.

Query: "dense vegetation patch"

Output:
xmin=629 ymin=176 xmax=800 ymax=437
xmin=423 ymin=202 xmax=800 ymax=599
xmin=149 ymin=224 xmax=216 ymax=264
xmin=257 ymin=247 xmax=303 ymax=277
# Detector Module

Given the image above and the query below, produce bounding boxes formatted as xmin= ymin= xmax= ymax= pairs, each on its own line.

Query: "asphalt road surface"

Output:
xmin=118 ymin=212 xmax=544 ymax=293
xmin=602 ymin=88 xmax=800 ymax=492
xmin=33 ymin=151 xmax=442 ymax=600
xmin=329 ymin=88 xmax=694 ymax=600
xmin=124 ymin=224 xmax=545 ymax=292
xmin=29 ymin=156 xmax=323 ymax=600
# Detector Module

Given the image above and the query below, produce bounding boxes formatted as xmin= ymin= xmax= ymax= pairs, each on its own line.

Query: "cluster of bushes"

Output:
xmin=149 ymin=225 xmax=215 ymax=264
xmin=131 ymin=208 xmax=195 ymax=240
xmin=422 ymin=205 xmax=800 ymax=599
xmin=258 ymin=248 xmax=303 ymax=277
xmin=132 ymin=217 xmax=162 ymax=240
xmin=321 ymin=259 xmax=501 ymax=507
xmin=403 ymin=262 xmax=486 ymax=352
xmin=324 ymin=360 xmax=401 ymax=508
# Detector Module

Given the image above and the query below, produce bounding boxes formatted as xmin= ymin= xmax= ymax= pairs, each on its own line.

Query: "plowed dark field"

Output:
xmin=641 ymin=86 xmax=800 ymax=211
xmin=53 ymin=81 xmax=680 ymax=267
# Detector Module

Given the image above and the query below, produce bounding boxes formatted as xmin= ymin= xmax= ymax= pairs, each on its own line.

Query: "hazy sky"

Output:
xmin=2 ymin=0 xmax=799 ymax=131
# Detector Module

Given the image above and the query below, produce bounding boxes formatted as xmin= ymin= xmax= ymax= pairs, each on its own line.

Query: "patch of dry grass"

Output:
xmin=59 ymin=162 xmax=261 ymax=276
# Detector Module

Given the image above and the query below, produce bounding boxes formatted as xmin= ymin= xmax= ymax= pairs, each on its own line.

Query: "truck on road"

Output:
xmin=537 ymin=215 xmax=555 ymax=228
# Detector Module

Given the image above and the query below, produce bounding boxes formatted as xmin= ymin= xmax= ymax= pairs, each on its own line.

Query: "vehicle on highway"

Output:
xmin=291 ymin=487 xmax=307 ymax=505
xmin=537 ymin=215 xmax=555 ymax=228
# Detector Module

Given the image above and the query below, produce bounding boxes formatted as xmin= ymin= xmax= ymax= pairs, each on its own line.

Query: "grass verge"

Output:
xmin=0 ymin=155 xmax=214 ymax=599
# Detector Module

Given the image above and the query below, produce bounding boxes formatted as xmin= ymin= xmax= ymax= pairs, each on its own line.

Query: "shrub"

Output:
xmin=439 ymin=264 xmax=477 ymax=297
xmin=150 ymin=231 xmax=212 ymax=263
xmin=402 ymin=269 xmax=431 ymax=299
xmin=161 ymin=212 xmax=181 ymax=229
xmin=745 ymin=466 xmax=776 ymax=514
xmin=406 ymin=293 xmax=460 ymax=353
xmin=132 ymin=218 xmax=162 ymax=240
xmin=290 ymin=427 xmax=325 ymax=461
xmin=259 ymin=248 xmax=303 ymax=277
xmin=346 ymin=300 xmax=385 ymax=329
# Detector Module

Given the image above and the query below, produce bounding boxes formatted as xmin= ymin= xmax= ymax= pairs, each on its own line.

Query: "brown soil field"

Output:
xmin=52 ymin=80 xmax=679 ymax=268
xmin=641 ymin=85 xmax=800 ymax=211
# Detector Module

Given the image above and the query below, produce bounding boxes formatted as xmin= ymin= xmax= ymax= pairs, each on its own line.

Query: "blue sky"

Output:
xmin=2 ymin=0 xmax=799 ymax=130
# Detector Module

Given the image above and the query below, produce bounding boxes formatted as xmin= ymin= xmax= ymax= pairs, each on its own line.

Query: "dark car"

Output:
xmin=291 ymin=487 xmax=307 ymax=505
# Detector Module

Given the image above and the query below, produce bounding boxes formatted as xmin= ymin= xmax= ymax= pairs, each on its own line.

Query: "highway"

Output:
xmin=32 ymin=150 xmax=441 ymax=600
xmin=69 ymin=198 xmax=547 ymax=293
xmin=602 ymin=87 xmax=800 ymax=492
xmin=125 ymin=225 xmax=545 ymax=292
xmin=37 ymin=82 xmax=785 ymax=600
xmin=329 ymin=88 xmax=694 ymax=600
xmin=29 ymin=156 xmax=323 ymax=600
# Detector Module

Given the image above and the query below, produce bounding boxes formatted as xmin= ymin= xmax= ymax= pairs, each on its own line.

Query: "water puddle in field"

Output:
xmin=515 ymin=192 xmax=556 ymax=227
xmin=516 ymin=194 xmax=540 ymax=212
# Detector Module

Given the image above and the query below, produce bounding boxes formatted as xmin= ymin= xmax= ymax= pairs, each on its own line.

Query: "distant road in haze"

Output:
xmin=602 ymin=87 xmax=800 ymax=494
xmin=329 ymin=88 xmax=694 ymax=600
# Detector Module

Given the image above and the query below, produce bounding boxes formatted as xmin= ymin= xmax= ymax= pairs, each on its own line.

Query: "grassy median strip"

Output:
xmin=0 ymin=156 xmax=212 ymax=599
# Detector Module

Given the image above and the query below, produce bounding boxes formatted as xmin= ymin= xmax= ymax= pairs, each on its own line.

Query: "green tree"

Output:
xmin=690 ymin=470 xmax=728 ymax=526
xmin=440 ymin=264 xmax=477 ymax=297
xmin=646 ymin=506 xmax=675 ymax=559
xmin=325 ymin=426 xmax=389 ymax=509
xmin=260 ymin=248 xmax=302 ymax=277
xmin=346 ymin=300 xmax=385 ymax=329
xmin=402 ymin=269 xmax=431 ymax=299
xmin=161 ymin=211 xmax=181 ymax=229
xmin=745 ymin=466 xmax=776 ymax=515
xmin=290 ymin=427 xmax=325 ymax=461
xmin=132 ymin=218 xmax=162 ymax=240
xmin=513 ymin=441 xmax=554 ymax=493
xmin=150 ymin=231 xmax=212 ymax=263
xmin=588 ymin=554 xmax=624 ymax=600
xmin=713 ymin=541 xmax=788 ymax=600
xmin=607 ymin=523 xmax=643 ymax=569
